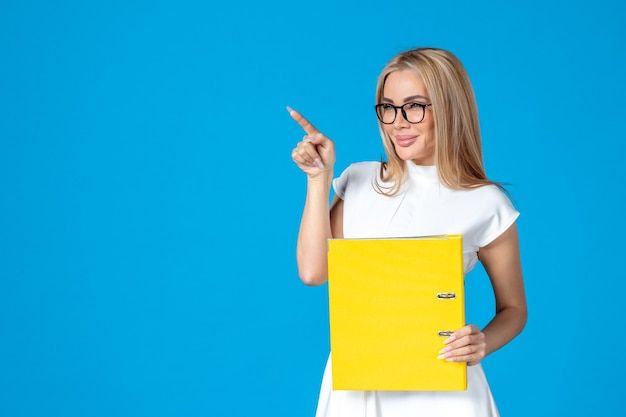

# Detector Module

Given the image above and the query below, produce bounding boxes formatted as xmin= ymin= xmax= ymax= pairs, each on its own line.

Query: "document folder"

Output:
xmin=327 ymin=234 xmax=466 ymax=391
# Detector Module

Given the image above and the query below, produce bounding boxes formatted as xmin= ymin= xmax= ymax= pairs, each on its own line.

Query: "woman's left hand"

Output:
xmin=437 ymin=324 xmax=486 ymax=366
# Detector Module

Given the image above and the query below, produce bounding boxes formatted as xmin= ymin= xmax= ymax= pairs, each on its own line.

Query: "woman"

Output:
xmin=289 ymin=47 xmax=527 ymax=417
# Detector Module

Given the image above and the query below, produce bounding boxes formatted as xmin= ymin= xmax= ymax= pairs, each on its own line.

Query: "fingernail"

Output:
xmin=286 ymin=106 xmax=294 ymax=113
xmin=443 ymin=336 xmax=456 ymax=345
xmin=437 ymin=354 xmax=447 ymax=360
xmin=438 ymin=346 xmax=451 ymax=354
xmin=314 ymin=158 xmax=325 ymax=170
xmin=303 ymin=135 xmax=313 ymax=143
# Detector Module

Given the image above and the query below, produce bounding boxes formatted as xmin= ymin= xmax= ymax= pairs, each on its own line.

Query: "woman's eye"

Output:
xmin=407 ymin=102 xmax=423 ymax=110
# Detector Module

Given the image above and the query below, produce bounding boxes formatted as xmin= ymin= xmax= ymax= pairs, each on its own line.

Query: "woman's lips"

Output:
xmin=395 ymin=135 xmax=418 ymax=147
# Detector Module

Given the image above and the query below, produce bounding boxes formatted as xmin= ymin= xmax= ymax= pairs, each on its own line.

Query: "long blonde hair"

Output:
xmin=375 ymin=47 xmax=500 ymax=195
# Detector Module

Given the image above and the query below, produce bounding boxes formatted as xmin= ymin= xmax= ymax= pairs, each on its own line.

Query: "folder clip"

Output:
xmin=438 ymin=330 xmax=454 ymax=337
xmin=437 ymin=292 xmax=457 ymax=300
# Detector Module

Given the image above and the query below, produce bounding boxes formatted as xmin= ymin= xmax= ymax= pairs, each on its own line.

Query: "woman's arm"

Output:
xmin=296 ymin=194 xmax=343 ymax=286
xmin=438 ymin=223 xmax=527 ymax=365
xmin=289 ymin=108 xmax=342 ymax=286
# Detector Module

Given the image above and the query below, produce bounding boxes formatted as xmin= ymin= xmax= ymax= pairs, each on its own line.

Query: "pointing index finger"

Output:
xmin=286 ymin=106 xmax=320 ymax=135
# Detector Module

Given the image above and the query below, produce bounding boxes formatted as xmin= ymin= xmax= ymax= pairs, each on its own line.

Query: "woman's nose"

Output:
xmin=393 ymin=110 xmax=409 ymax=128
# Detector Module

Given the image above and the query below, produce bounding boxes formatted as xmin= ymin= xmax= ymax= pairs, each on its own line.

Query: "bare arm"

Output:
xmin=480 ymin=222 xmax=528 ymax=356
xmin=289 ymin=108 xmax=343 ymax=285
xmin=439 ymin=223 xmax=527 ymax=365
xmin=296 ymin=194 xmax=344 ymax=285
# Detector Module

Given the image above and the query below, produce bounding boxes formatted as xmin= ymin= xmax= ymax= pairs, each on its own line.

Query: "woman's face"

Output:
xmin=381 ymin=70 xmax=435 ymax=165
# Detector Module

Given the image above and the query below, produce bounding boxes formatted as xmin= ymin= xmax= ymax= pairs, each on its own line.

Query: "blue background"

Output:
xmin=1 ymin=0 xmax=624 ymax=416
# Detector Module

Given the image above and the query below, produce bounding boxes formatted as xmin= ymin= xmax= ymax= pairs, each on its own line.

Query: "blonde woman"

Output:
xmin=290 ymin=47 xmax=527 ymax=417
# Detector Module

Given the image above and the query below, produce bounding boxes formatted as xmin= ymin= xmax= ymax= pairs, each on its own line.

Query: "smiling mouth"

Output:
xmin=395 ymin=135 xmax=418 ymax=147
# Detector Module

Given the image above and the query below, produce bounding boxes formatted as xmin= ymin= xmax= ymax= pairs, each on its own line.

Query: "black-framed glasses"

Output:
xmin=374 ymin=102 xmax=432 ymax=124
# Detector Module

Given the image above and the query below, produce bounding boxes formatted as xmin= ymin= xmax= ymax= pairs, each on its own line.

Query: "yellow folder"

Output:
xmin=327 ymin=234 xmax=466 ymax=391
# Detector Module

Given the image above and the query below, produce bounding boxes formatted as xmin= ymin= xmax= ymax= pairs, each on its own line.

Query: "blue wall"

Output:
xmin=1 ymin=1 xmax=624 ymax=415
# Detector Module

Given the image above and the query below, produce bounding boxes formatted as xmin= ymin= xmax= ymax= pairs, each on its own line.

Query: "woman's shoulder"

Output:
xmin=471 ymin=184 xmax=520 ymax=246
xmin=464 ymin=183 xmax=515 ymax=207
xmin=448 ymin=184 xmax=517 ymax=217
xmin=336 ymin=161 xmax=381 ymax=182
xmin=333 ymin=161 xmax=381 ymax=198
xmin=463 ymin=181 xmax=518 ymax=215
xmin=343 ymin=161 xmax=381 ymax=174
xmin=443 ymin=182 xmax=517 ymax=215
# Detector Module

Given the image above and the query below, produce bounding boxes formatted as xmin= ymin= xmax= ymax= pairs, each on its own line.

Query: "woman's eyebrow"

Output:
xmin=403 ymin=94 xmax=429 ymax=102
xmin=381 ymin=94 xmax=430 ymax=104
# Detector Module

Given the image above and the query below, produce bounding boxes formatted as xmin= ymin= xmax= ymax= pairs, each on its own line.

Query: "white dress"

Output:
xmin=314 ymin=161 xmax=520 ymax=417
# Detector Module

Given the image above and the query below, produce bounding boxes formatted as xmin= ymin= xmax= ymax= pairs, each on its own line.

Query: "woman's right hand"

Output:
xmin=288 ymin=107 xmax=336 ymax=179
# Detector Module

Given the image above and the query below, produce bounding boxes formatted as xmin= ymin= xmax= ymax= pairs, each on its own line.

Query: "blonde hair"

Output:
xmin=375 ymin=47 xmax=500 ymax=195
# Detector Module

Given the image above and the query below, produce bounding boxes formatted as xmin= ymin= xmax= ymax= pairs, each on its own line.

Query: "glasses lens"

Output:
xmin=403 ymin=102 xmax=425 ymax=123
xmin=376 ymin=104 xmax=396 ymax=124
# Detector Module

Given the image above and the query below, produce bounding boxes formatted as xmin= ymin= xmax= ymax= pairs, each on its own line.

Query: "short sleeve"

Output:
xmin=474 ymin=187 xmax=520 ymax=248
xmin=332 ymin=165 xmax=351 ymax=200
xmin=332 ymin=162 xmax=380 ymax=203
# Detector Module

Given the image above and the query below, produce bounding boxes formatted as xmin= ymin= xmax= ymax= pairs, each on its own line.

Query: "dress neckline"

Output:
xmin=406 ymin=161 xmax=439 ymax=183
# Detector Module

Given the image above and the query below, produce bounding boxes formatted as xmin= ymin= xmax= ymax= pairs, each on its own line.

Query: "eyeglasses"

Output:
xmin=374 ymin=102 xmax=432 ymax=124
